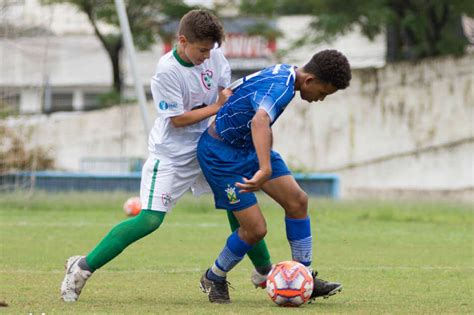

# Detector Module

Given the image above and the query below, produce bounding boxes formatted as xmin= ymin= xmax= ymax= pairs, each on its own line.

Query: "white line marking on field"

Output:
xmin=0 ymin=222 xmax=226 ymax=228
xmin=1 ymin=266 xmax=472 ymax=274
xmin=0 ymin=268 xmax=203 ymax=274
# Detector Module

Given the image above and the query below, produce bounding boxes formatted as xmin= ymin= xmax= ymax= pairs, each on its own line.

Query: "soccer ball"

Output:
xmin=266 ymin=261 xmax=313 ymax=307
xmin=123 ymin=196 xmax=141 ymax=216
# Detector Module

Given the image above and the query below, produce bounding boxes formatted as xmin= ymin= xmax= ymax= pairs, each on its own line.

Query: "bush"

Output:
xmin=0 ymin=125 xmax=54 ymax=172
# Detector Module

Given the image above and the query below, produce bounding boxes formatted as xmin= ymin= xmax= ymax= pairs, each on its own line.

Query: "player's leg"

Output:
xmin=262 ymin=175 xmax=311 ymax=264
xmin=262 ymin=172 xmax=342 ymax=300
xmin=88 ymin=157 xmax=171 ymax=264
xmin=197 ymin=130 xmax=266 ymax=302
xmin=226 ymin=211 xmax=272 ymax=287
xmin=201 ymin=204 xmax=266 ymax=303
xmin=61 ymin=157 xmax=177 ymax=302
xmin=84 ymin=210 xmax=166 ymax=270
xmin=61 ymin=209 xmax=166 ymax=302
xmin=263 ymin=151 xmax=311 ymax=265
xmin=193 ymin=154 xmax=272 ymax=286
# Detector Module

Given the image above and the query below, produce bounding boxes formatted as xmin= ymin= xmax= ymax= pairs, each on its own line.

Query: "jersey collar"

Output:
xmin=173 ymin=47 xmax=194 ymax=67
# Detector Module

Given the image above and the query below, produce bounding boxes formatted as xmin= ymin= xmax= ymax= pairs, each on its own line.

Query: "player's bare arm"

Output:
xmin=236 ymin=109 xmax=272 ymax=193
xmin=170 ymin=88 xmax=232 ymax=128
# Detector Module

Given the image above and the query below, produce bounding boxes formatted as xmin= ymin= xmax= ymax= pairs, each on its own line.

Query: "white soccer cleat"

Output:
xmin=251 ymin=269 xmax=269 ymax=289
xmin=60 ymin=255 xmax=92 ymax=302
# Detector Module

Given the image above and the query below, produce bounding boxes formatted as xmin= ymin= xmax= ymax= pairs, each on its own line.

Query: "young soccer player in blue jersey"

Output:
xmin=197 ymin=50 xmax=352 ymax=304
xmin=60 ymin=9 xmax=273 ymax=302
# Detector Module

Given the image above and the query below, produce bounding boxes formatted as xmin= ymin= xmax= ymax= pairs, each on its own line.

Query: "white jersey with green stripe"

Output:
xmin=149 ymin=48 xmax=231 ymax=165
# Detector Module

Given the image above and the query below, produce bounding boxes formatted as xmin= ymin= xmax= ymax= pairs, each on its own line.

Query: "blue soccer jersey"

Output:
xmin=215 ymin=64 xmax=296 ymax=148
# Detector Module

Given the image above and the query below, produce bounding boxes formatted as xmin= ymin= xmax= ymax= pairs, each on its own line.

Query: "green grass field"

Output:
xmin=0 ymin=191 xmax=472 ymax=314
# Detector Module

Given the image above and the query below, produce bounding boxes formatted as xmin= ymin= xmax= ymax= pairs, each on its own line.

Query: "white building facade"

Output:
xmin=1 ymin=1 xmax=386 ymax=115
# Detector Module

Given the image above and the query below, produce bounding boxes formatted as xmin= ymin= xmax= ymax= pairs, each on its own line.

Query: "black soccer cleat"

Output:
xmin=199 ymin=269 xmax=231 ymax=304
xmin=309 ymin=271 xmax=343 ymax=302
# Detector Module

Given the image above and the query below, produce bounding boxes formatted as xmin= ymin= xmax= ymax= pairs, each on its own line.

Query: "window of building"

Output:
xmin=49 ymin=92 xmax=73 ymax=113
xmin=83 ymin=93 xmax=100 ymax=110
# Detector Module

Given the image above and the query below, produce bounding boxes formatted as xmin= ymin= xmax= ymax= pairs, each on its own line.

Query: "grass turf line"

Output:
xmin=0 ymin=191 xmax=472 ymax=314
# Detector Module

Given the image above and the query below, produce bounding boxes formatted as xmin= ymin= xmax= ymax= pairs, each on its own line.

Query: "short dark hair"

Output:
xmin=303 ymin=50 xmax=351 ymax=89
xmin=178 ymin=9 xmax=225 ymax=47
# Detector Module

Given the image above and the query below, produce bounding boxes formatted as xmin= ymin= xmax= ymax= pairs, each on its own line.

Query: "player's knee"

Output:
xmin=140 ymin=210 xmax=166 ymax=232
xmin=253 ymin=224 xmax=267 ymax=241
xmin=244 ymin=223 xmax=267 ymax=244
xmin=286 ymin=191 xmax=308 ymax=218
xmin=298 ymin=191 xmax=309 ymax=209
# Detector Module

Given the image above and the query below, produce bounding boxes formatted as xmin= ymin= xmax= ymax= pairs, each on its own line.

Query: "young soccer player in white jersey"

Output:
xmin=60 ymin=9 xmax=273 ymax=302
xmin=197 ymin=50 xmax=352 ymax=304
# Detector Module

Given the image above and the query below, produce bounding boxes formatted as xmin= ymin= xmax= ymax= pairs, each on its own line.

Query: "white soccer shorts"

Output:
xmin=139 ymin=156 xmax=211 ymax=212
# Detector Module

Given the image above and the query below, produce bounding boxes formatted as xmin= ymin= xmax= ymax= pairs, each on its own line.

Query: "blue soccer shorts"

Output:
xmin=197 ymin=129 xmax=291 ymax=211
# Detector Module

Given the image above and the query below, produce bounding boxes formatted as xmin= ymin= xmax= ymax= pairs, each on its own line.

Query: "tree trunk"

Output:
xmin=83 ymin=5 xmax=123 ymax=94
xmin=424 ymin=3 xmax=449 ymax=56
xmin=100 ymin=37 xmax=123 ymax=94
xmin=386 ymin=22 xmax=402 ymax=62
xmin=109 ymin=50 xmax=123 ymax=94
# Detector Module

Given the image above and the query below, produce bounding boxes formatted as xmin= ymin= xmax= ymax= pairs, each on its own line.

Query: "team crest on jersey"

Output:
xmin=225 ymin=185 xmax=240 ymax=204
xmin=162 ymin=193 xmax=172 ymax=207
xmin=201 ymin=69 xmax=214 ymax=90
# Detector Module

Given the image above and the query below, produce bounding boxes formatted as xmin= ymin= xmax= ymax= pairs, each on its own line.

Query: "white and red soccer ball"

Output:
xmin=123 ymin=196 xmax=141 ymax=217
xmin=266 ymin=261 xmax=313 ymax=307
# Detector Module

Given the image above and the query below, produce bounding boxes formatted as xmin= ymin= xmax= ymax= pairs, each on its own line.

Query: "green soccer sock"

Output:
xmin=226 ymin=211 xmax=272 ymax=270
xmin=86 ymin=210 xmax=166 ymax=271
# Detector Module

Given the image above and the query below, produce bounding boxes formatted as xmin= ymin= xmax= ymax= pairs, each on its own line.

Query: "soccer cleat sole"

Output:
xmin=322 ymin=284 xmax=343 ymax=299
xmin=199 ymin=282 xmax=208 ymax=294
xmin=61 ymin=256 xmax=85 ymax=302
xmin=308 ymin=284 xmax=343 ymax=303
xmin=61 ymin=258 xmax=78 ymax=302
xmin=199 ymin=276 xmax=232 ymax=304
xmin=199 ymin=282 xmax=231 ymax=304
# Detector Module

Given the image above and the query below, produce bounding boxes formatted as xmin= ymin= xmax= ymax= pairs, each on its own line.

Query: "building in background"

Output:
xmin=1 ymin=0 xmax=385 ymax=115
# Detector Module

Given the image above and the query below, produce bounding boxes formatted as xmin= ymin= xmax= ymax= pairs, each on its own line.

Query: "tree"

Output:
xmin=237 ymin=0 xmax=474 ymax=61
xmin=44 ymin=0 xmax=194 ymax=94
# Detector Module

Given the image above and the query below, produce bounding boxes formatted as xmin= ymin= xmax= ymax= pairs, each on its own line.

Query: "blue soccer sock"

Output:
xmin=285 ymin=216 xmax=312 ymax=267
xmin=207 ymin=230 xmax=252 ymax=282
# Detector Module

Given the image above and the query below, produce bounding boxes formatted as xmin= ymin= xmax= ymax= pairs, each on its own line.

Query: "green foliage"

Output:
xmin=309 ymin=0 xmax=389 ymax=41
xmin=96 ymin=90 xmax=122 ymax=108
xmin=43 ymin=0 xmax=195 ymax=49
xmin=244 ymin=22 xmax=283 ymax=40
xmin=239 ymin=0 xmax=278 ymax=17
xmin=0 ymin=100 xmax=19 ymax=118
xmin=237 ymin=0 xmax=474 ymax=61
xmin=42 ymin=0 xmax=195 ymax=92
xmin=158 ymin=0 xmax=199 ymax=19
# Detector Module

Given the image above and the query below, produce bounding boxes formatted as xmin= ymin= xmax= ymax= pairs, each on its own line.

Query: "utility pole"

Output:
xmin=114 ymin=0 xmax=150 ymax=140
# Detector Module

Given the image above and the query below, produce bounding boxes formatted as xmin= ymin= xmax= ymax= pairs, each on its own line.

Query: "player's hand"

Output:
xmin=216 ymin=88 xmax=233 ymax=107
xmin=235 ymin=169 xmax=271 ymax=193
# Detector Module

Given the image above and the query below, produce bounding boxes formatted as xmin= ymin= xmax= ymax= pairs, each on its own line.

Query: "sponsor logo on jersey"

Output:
xmin=162 ymin=193 xmax=172 ymax=207
xmin=225 ymin=184 xmax=240 ymax=204
xmin=159 ymin=100 xmax=178 ymax=110
xmin=201 ymin=69 xmax=214 ymax=90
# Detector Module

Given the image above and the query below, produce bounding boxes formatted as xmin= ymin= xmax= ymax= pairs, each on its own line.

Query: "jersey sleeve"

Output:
xmin=250 ymin=83 xmax=291 ymax=123
xmin=150 ymin=69 xmax=184 ymax=118
xmin=214 ymin=49 xmax=231 ymax=88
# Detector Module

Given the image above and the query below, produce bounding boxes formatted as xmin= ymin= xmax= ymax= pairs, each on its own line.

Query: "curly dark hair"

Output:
xmin=178 ymin=9 xmax=225 ymax=47
xmin=303 ymin=50 xmax=351 ymax=89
